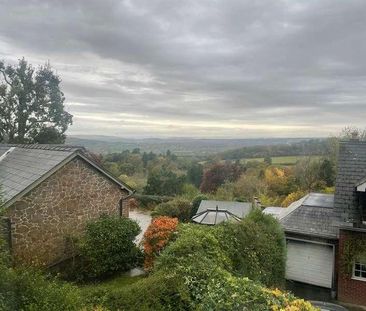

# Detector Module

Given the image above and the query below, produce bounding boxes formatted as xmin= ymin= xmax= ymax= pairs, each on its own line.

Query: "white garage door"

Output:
xmin=286 ymin=240 xmax=334 ymax=288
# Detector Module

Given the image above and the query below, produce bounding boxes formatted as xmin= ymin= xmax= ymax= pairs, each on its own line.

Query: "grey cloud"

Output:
xmin=0 ymin=0 xmax=365 ymax=137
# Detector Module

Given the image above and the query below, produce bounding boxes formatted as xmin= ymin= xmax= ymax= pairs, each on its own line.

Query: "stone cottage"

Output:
xmin=0 ymin=144 xmax=133 ymax=266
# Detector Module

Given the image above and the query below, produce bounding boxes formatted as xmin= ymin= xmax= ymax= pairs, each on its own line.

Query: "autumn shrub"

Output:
xmin=74 ymin=215 xmax=142 ymax=280
xmin=151 ymin=198 xmax=192 ymax=222
xmin=200 ymin=161 xmax=243 ymax=194
xmin=281 ymin=190 xmax=306 ymax=207
xmin=143 ymin=216 xmax=178 ymax=270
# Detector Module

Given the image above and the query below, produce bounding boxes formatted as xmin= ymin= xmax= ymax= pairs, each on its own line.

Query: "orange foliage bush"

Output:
xmin=143 ymin=216 xmax=178 ymax=271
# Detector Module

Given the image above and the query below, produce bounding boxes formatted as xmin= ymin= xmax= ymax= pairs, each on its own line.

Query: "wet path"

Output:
xmin=129 ymin=209 xmax=152 ymax=244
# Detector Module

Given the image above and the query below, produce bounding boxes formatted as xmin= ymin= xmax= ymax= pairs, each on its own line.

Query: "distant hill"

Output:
xmin=66 ymin=135 xmax=320 ymax=157
xmin=217 ymin=138 xmax=329 ymax=160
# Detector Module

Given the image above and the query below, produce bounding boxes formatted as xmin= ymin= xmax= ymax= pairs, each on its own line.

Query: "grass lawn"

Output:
xmin=79 ymin=273 xmax=144 ymax=294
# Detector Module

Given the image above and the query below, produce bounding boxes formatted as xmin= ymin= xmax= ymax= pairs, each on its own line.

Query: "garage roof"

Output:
xmin=280 ymin=193 xmax=340 ymax=239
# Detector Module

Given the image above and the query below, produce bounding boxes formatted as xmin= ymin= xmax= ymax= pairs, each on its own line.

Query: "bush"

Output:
xmin=0 ymin=250 xmax=83 ymax=311
xmin=143 ymin=216 xmax=178 ymax=271
xmin=93 ymin=272 xmax=191 ymax=311
xmin=190 ymin=194 xmax=208 ymax=217
xmin=154 ymin=211 xmax=286 ymax=288
xmin=13 ymin=269 xmax=83 ymax=311
xmin=217 ymin=209 xmax=286 ymax=287
xmin=133 ymin=194 xmax=172 ymax=210
xmin=151 ymin=198 xmax=192 ymax=222
xmin=198 ymin=275 xmax=316 ymax=311
xmin=87 ymin=217 xmax=314 ymax=311
xmin=75 ymin=215 xmax=142 ymax=280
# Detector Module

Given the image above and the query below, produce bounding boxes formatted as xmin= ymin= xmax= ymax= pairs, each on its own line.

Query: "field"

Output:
xmin=240 ymin=155 xmax=321 ymax=166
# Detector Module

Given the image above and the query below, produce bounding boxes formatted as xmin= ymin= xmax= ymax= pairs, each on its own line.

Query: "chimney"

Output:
xmin=253 ymin=197 xmax=262 ymax=208
xmin=351 ymin=130 xmax=359 ymax=141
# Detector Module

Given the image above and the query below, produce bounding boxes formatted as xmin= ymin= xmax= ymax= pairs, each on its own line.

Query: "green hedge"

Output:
xmin=82 ymin=210 xmax=294 ymax=310
xmin=151 ymin=198 xmax=192 ymax=222
xmin=133 ymin=194 xmax=172 ymax=209
xmin=217 ymin=209 xmax=286 ymax=286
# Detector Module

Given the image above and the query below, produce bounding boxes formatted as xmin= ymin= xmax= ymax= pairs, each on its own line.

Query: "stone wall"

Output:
xmin=5 ymin=157 xmax=129 ymax=266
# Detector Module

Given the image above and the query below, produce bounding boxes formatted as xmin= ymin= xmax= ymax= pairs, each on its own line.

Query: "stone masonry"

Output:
xmin=5 ymin=157 xmax=129 ymax=266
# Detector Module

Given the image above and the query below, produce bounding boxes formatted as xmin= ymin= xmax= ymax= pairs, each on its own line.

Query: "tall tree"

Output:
xmin=200 ymin=162 xmax=242 ymax=193
xmin=187 ymin=163 xmax=203 ymax=188
xmin=0 ymin=58 xmax=72 ymax=143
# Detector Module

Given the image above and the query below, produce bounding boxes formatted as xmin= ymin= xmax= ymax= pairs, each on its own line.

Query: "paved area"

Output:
xmin=129 ymin=209 xmax=152 ymax=245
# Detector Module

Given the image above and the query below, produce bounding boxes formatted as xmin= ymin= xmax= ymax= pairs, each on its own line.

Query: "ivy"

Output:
xmin=340 ymin=233 xmax=366 ymax=275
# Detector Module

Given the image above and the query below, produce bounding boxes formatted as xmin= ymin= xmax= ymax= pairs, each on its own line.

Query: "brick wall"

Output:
xmin=5 ymin=157 xmax=129 ymax=266
xmin=338 ymin=229 xmax=366 ymax=306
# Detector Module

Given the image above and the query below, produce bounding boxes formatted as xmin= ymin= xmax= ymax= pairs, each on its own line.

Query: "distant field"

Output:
xmin=240 ymin=155 xmax=321 ymax=165
xmin=67 ymin=135 xmax=316 ymax=156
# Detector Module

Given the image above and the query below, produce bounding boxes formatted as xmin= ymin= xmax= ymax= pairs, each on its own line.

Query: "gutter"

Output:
xmin=119 ymin=190 xmax=136 ymax=217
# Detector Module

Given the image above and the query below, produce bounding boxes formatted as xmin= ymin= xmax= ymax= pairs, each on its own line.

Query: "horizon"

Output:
xmin=68 ymin=134 xmax=325 ymax=141
xmin=1 ymin=1 xmax=366 ymax=138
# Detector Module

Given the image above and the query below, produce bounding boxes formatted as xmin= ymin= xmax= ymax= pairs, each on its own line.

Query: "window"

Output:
xmin=353 ymin=262 xmax=366 ymax=280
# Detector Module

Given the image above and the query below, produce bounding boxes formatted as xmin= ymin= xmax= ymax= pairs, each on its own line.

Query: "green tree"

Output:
xmin=0 ymin=58 xmax=72 ymax=143
xmin=264 ymin=155 xmax=272 ymax=165
xmin=144 ymin=167 xmax=186 ymax=196
xmin=187 ymin=163 xmax=203 ymax=188
xmin=319 ymin=158 xmax=336 ymax=187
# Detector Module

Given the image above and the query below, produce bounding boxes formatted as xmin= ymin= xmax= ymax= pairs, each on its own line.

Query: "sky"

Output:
xmin=0 ymin=0 xmax=365 ymax=139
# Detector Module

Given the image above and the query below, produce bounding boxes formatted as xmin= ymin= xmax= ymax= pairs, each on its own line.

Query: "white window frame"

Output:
xmin=352 ymin=261 xmax=366 ymax=281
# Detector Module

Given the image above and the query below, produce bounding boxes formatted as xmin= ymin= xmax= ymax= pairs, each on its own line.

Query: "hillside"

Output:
xmin=66 ymin=135 xmax=317 ymax=156
xmin=217 ymin=138 xmax=329 ymax=160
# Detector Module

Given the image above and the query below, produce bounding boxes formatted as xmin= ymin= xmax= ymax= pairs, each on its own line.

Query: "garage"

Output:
xmin=286 ymin=239 xmax=334 ymax=288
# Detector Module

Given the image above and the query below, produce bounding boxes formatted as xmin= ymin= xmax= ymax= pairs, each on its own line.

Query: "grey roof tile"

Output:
xmin=0 ymin=145 xmax=77 ymax=204
xmin=280 ymin=193 xmax=338 ymax=238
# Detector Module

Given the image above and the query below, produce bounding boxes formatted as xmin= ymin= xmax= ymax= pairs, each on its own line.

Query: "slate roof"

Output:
xmin=280 ymin=193 xmax=339 ymax=239
xmin=0 ymin=144 xmax=132 ymax=207
xmin=262 ymin=206 xmax=287 ymax=219
xmin=334 ymin=140 xmax=366 ymax=222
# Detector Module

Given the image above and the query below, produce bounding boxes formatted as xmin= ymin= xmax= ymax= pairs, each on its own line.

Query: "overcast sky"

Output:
xmin=0 ymin=0 xmax=365 ymax=138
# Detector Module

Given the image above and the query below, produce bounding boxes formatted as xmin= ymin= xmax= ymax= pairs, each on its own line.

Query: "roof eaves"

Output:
xmin=284 ymin=228 xmax=338 ymax=240
xmin=76 ymin=151 xmax=133 ymax=193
